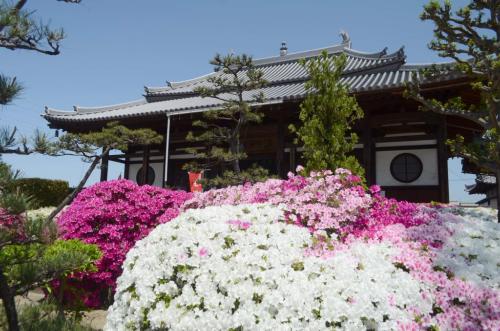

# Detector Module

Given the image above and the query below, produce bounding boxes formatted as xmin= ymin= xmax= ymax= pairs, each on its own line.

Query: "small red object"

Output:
xmin=188 ymin=171 xmax=203 ymax=192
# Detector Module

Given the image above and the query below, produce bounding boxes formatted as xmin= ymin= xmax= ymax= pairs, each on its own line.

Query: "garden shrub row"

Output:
xmin=12 ymin=178 xmax=70 ymax=208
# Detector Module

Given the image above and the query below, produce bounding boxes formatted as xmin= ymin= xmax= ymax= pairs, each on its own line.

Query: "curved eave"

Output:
xmin=44 ymin=99 xmax=147 ymax=117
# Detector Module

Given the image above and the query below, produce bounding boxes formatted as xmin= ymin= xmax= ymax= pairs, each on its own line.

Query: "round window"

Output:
xmin=390 ymin=153 xmax=423 ymax=183
xmin=136 ymin=166 xmax=155 ymax=185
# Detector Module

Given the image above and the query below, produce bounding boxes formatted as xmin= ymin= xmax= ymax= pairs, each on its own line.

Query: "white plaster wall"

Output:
xmin=127 ymin=157 xmax=165 ymax=187
xmin=376 ymin=148 xmax=438 ymax=186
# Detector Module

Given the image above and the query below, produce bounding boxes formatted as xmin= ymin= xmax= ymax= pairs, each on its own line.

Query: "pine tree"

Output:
xmin=290 ymin=51 xmax=364 ymax=176
xmin=0 ymin=163 xmax=100 ymax=331
xmin=406 ymin=0 xmax=500 ymax=221
xmin=184 ymin=53 xmax=270 ymax=188
xmin=0 ymin=0 xmax=82 ymax=153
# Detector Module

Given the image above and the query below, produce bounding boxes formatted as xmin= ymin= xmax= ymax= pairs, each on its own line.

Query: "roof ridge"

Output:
xmin=145 ymin=44 xmax=406 ymax=96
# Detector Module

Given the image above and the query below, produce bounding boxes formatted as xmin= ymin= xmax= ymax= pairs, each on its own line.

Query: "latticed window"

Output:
xmin=390 ymin=153 xmax=423 ymax=183
xmin=136 ymin=166 xmax=155 ymax=185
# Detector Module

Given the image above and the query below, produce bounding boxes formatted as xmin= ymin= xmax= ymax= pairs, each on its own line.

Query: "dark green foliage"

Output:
xmin=199 ymin=164 xmax=273 ymax=188
xmin=11 ymin=178 xmax=69 ymax=208
xmin=406 ymin=0 xmax=500 ymax=220
xmin=0 ymin=162 xmax=31 ymax=215
xmin=0 ymin=75 xmax=23 ymax=106
xmin=184 ymin=53 xmax=270 ymax=188
xmin=290 ymin=51 xmax=364 ymax=175
xmin=55 ymin=121 xmax=163 ymax=155
xmin=0 ymin=0 xmax=74 ymax=56
xmin=0 ymin=0 xmax=81 ymax=157
xmin=0 ymin=161 xmax=101 ymax=331
xmin=1 ymin=302 xmax=93 ymax=331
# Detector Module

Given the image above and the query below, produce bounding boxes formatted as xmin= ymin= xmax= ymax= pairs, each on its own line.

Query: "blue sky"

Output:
xmin=1 ymin=0 xmax=481 ymax=202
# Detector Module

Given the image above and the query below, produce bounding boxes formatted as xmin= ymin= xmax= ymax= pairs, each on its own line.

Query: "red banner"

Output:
xmin=188 ymin=171 xmax=203 ymax=192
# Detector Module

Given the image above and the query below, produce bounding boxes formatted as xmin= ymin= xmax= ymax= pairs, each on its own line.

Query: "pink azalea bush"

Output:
xmin=0 ymin=208 xmax=25 ymax=241
xmin=179 ymin=168 xmax=499 ymax=330
xmin=185 ymin=168 xmax=372 ymax=234
xmin=56 ymin=179 xmax=192 ymax=308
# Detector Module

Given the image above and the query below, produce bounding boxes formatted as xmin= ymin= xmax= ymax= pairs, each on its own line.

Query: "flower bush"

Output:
xmin=106 ymin=202 xmax=499 ymax=330
xmin=184 ymin=169 xmax=372 ymax=234
xmin=26 ymin=206 xmax=56 ymax=221
xmin=106 ymin=204 xmax=432 ymax=330
xmin=56 ymin=179 xmax=192 ymax=308
xmin=106 ymin=169 xmax=499 ymax=330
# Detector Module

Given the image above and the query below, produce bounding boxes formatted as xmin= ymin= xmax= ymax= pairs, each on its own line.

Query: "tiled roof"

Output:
xmin=466 ymin=175 xmax=497 ymax=194
xmin=43 ymin=42 xmax=459 ymax=124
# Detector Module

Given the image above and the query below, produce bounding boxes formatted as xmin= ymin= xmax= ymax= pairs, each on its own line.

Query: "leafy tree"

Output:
xmin=0 ymin=163 xmax=100 ymax=331
xmin=406 ymin=0 xmax=500 ymax=220
xmin=184 ymin=53 xmax=270 ymax=188
xmin=290 ymin=51 xmax=364 ymax=175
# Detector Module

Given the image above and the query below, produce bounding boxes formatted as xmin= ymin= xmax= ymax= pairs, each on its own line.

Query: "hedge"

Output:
xmin=13 ymin=178 xmax=70 ymax=208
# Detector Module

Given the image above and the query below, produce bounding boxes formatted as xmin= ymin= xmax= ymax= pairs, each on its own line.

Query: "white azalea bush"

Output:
xmin=105 ymin=170 xmax=499 ymax=330
xmin=26 ymin=206 xmax=56 ymax=221
xmin=433 ymin=207 xmax=499 ymax=289
xmin=107 ymin=204 xmax=436 ymax=330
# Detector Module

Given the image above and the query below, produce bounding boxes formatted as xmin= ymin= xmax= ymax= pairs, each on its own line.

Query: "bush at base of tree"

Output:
xmin=11 ymin=178 xmax=70 ymax=208
xmin=55 ymin=179 xmax=192 ymax=308
xmin=201 ymin=163 xmax=274 ymax=189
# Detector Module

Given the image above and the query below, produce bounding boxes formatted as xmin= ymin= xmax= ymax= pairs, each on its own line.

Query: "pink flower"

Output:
xmin=227 ymin=219 xmax=252 ymax=230
xmin=55 ymin=179 xmax=192 ymax=308
xmin=369 ymin=185 xmax=381 ymax=194
xmin=198 ymin=247 xmax=208 ymax=257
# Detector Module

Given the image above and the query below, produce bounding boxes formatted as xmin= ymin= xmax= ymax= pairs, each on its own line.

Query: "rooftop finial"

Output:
xmin=280 ymin=41 xmax=288 ymax=56
xmin=339 ymin=30 xmax=351 ymax=47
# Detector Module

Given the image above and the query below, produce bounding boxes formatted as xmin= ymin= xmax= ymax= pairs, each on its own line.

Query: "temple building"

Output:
xmin=43 ymin=37 xmax=482 ymax=203
xmin=466 ymin=175 xmax=498 ymax=208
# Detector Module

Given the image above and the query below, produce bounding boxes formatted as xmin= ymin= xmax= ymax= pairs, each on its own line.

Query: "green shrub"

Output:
xmin=12 ymin=178 xmax=70 ymax=208
xmin=0 ymin=302 xmax=94 ymax=331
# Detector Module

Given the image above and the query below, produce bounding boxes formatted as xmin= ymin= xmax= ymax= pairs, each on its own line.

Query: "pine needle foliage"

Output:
xmin=0 ymin=162 xmax=101 ymax=331
xmin=184 ymin=53 xmax=270 ymax=188
xmin=405 ymin=0 xmax=500 ymax=221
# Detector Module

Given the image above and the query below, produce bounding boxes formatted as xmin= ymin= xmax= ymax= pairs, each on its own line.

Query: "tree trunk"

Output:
xmin=0 ymin=267 xmax=19 ymax=331
xmin=496 ymin=169 xmax=500 ymax=223
xmin=46 ymin=147 xmax=111 ymax=222
xmin=230 ymin=138 xmax=240 ymax=174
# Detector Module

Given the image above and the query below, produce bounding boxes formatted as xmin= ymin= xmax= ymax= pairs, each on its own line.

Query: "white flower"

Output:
xmin=105 ymin=204 xmax=436 ymax=331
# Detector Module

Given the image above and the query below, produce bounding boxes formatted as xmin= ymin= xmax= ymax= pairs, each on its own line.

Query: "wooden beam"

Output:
xmin=371 ymin=112 xmax=439 ymax=127
xmin=276 ymin=117 xmax=285 ymax=177
xmin=140 ymin=145 xmax=150 ymax=185
xmin=362 ymin=113 xmax=375 ymax=185
xmin=163 ymin=115 xmax=171 ymax=188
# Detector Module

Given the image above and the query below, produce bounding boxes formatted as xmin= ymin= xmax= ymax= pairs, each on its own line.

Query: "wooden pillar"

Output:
xmin=100 ymin=148 xmax=109 ymax=182
xmin=276 ymin=118 xmax=285 ymax=178
xmin=140 ymin=145 xmax=150 ymax=185
xmin=362 ymin=113 xmax=375 ymax=185
xmin=437 ymin=115 xmax=449 ymax=202
xmin=289 ymin=146 xmax=296 ymax=172
xmin=163 ymin=115 xmax=171 ymax=188
xmin=124 ymin=157 xmax=130 ymax=180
